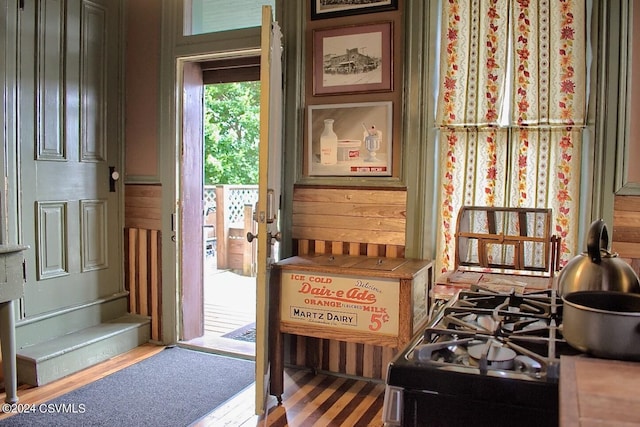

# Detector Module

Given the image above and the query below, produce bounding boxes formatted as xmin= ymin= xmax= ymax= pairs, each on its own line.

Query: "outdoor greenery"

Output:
xmin=204 ymin=81 xmax=260 ymax=185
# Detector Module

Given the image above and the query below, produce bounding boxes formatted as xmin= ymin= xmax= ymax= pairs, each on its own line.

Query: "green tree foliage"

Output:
xmin=204 ymin=81 xmax=260 ymax=185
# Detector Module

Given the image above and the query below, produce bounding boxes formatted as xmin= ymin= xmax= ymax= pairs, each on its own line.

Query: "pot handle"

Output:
xmin=587 ymin=219 xmax=609 ymax=264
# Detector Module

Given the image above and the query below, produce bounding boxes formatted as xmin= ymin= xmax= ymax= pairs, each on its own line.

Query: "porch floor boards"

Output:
xmin=203 ymin=260 xmax=256 ymax=335
xmin=204 ymin=302 xmax=254 ymax=336
xmin=180 ymin=259 xmax=257 ymax=357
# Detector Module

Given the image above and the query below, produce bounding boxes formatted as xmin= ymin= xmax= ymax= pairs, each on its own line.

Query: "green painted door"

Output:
xmin=18 ymin=0 xmax=121 ymax=317
xmin=255 ymin=5 xmax=283 ymax=415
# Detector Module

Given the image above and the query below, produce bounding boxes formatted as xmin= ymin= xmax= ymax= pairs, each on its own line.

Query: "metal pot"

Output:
xmin=557 ymin=219 xmax=640 ymax=297
xmin=562 ymin=291 xmax=640 ymax=360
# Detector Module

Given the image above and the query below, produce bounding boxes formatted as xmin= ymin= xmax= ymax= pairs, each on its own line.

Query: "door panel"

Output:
xmin=35 ymin=201 xmax=68 ymax=280
xmin=80 ymin=199 xmax=109 ymax=271
xmin=19 ymin=0 xmax=121 ymax=316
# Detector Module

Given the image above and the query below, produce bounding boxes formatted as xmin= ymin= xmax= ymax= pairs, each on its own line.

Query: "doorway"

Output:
xmin=179 ymin=56 xmax=261 ymax=360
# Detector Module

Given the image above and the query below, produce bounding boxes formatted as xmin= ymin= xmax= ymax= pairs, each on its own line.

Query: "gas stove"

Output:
xmin=383 ymin=286 xmax=580 ymax=427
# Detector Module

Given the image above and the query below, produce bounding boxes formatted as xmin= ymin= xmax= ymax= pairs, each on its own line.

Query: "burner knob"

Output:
xmin=513 ymin=355 xmax=542 ymax=375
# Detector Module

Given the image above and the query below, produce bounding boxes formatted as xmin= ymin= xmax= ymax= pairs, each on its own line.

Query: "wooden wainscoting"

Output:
xmin=613 ymin=195 xmax=640 ymax=276
xmin=125 ymin=184 xmax=162 ymax=231
xmin=124 ymin=227 xmax=162 ymax=341
xmin=288 ymin=186 xmax=407 ymax=380
xmin=292 ymin=186 xmax=407 ymax=253
xmin=125 ymin=184 xmax=163 ymax=341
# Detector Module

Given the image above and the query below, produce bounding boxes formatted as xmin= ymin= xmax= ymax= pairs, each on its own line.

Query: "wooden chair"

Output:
xmin=434 ymin=206 xmax=561 ymax=302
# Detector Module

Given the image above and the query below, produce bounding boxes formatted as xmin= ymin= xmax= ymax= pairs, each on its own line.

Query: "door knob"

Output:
xmin=109 ymin=166 xmax=119 ymax=192
xmin=247 ymin=232 xmax=257 ymax=242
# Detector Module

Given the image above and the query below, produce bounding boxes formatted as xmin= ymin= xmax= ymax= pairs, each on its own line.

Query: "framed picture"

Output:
xmin=311 ymin=0 xmax=398 ymax=20
xmin=313 ymin=22 xmax=393 ymax=96
xmin=307 ymin=101 xmax=392 ymax=177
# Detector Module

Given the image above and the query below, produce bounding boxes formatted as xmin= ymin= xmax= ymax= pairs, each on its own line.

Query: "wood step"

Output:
xmin=16 ymin=314 xmax=150 ymax=386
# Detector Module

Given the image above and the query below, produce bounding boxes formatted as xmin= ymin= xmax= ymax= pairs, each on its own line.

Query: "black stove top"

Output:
xmin=384 ymin=287 xmax=581 ymax=427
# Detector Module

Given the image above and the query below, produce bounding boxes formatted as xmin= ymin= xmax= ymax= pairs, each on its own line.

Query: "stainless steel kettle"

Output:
xmin=557 ymin=219 xmax=640 ymax=296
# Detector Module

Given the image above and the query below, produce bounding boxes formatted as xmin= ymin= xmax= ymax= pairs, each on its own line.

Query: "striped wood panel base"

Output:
xmin=124 ymin=227 xmax=162 ymax=341
xmin=284 ymin=334 xmax=397 ymax=381
xmin=294 ymin=239 xmax=406 ymax=259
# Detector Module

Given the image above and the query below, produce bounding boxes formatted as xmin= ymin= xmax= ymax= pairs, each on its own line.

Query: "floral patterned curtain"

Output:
xmin=435 ymin=0 xmax=588 ymax=274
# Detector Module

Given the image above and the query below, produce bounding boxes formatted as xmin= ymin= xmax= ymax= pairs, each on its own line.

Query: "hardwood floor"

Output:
xmin=0 ymin=343 xmax=386 ymax=426
xmin=197 ymin=367 xmax=386 ymax=426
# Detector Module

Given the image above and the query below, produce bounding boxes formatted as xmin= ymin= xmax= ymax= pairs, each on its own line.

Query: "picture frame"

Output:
xmin=307 ymin=101 xmax=392 ymax=177
xmin=311 ymin=0 xmax=398 ymax=20
xmin=313 ymin=22 xmax=393 ymax=96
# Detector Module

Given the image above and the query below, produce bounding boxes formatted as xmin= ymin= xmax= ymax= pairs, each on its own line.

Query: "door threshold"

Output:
xmin=179 ymin=334 xmax=255 ymax=361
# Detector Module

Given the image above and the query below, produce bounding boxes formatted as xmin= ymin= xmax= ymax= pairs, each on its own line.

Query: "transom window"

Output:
xmin=185 ymin=0 xmax=276 ymax=35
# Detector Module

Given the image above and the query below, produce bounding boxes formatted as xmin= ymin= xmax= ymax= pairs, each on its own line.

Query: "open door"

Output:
xmin=254 ymin=5 xmax=283 ymax=415
xmin=180 ymin=62 xmax=205 ymax=341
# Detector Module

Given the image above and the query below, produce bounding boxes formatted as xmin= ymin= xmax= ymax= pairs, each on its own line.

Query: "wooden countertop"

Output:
xmin=560 ymin=355 xmax=640 ymax=426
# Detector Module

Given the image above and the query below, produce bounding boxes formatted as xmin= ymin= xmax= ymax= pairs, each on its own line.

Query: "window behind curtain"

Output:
xmin=185 ymin=0 xmax=276 ymax=35
xmin=433 ymin=0 xmax=591 ymax=274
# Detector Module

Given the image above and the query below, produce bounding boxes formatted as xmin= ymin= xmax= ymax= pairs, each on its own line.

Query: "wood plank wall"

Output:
xmin=287 ymin=186 xmax=407 ymax=380
xmin=613 ymin=195 xmax=640 ymax=276
xmin=292 ymin=186 xmax=407 ymax=257
xmin=125 ymin=184 xmax=162 ymax=341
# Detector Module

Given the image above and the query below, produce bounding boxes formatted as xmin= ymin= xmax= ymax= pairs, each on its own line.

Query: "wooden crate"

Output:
xmin=270 ymin=254 xmax=432 ymax=398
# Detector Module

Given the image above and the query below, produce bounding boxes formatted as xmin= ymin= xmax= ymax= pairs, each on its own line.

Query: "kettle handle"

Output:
xmin=586 ymin=219 xmax=609 ymax=264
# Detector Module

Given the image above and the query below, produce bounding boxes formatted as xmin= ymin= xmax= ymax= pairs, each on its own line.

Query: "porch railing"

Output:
xmin=205 ymin=184 xmax=258 ymax=276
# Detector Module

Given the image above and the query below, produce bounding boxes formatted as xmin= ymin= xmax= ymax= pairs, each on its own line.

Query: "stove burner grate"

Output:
xmin=407 ymin=288 xmax=572 ymax=381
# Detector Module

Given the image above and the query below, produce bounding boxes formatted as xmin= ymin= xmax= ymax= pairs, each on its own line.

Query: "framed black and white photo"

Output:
xmin=307 ymin=101 xmax=393 ymax=177
xmin=313 ymin=22 xmax=393 ymax=95
xmin=311 ymin=0 xmax=398 ymax=20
